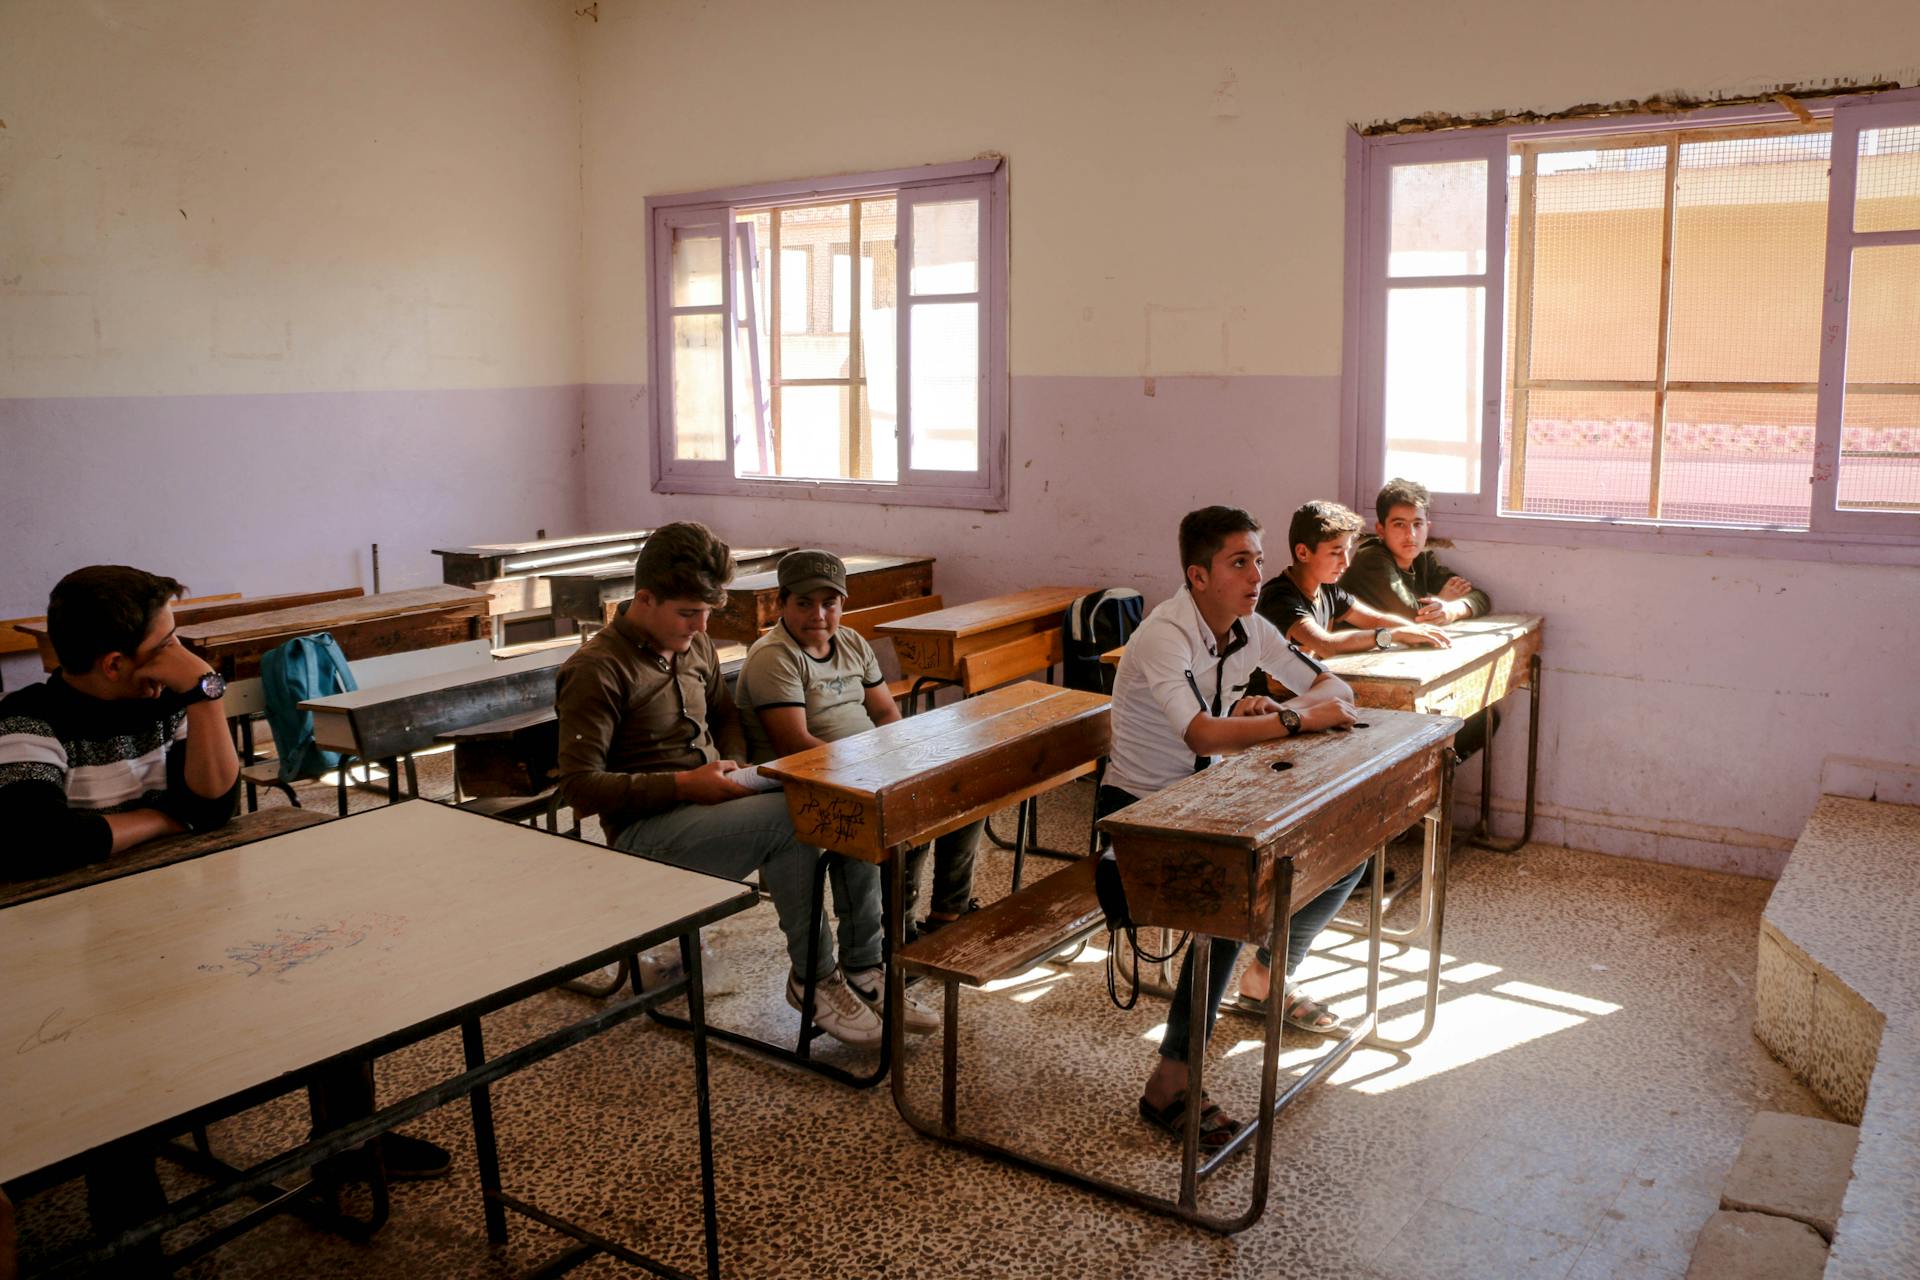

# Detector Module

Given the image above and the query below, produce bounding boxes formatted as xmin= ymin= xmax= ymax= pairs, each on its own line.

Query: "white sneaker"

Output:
xmin=844 ymin=966 xmax=941 ymax=1036
xmin=786 ymin=970 xmax=884 ymax=1048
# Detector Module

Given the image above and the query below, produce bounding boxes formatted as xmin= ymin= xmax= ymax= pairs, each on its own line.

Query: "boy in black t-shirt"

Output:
xmin=1255 ymin=501 xmax=1450 ymax=658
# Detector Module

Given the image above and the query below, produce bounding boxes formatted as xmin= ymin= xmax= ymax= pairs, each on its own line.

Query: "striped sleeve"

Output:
xmin=0 ymin=714 xmax=69 ymax=790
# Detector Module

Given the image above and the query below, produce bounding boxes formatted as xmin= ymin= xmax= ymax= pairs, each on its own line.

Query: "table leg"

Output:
xmin=1368 ymin=750 xmax=1454 ymax=1051
xmin=461 ymin=1018 xmax=510 ymax=1245
xmin=1177 ymin=932 xmax=1211 ymax=1210
xmin=680 ymin=931 xmax=723 ymax=1280
xmin=1464 ymin=652 xmax=1542 ymax=854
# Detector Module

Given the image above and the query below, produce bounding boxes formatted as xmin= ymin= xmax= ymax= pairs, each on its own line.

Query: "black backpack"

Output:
xmin=1061 ymin=589 xmax=1144 ymax=695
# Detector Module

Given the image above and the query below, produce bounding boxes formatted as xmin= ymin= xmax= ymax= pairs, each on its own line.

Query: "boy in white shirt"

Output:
xmin=1104 ymin=507 xmax=1359 ymax=1155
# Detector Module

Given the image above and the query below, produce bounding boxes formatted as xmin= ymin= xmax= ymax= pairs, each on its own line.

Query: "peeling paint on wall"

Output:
xmin=1361 ymin=77 xmax=1913 ymax=136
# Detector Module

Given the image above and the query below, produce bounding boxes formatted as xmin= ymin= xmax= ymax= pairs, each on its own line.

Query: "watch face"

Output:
xmin=199 ymin=672 xmax=227 ymax=699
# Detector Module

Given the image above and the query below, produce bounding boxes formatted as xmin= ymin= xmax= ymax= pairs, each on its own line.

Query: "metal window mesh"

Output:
xmin=1525 ymin=145 xmax=1667 ymax=382
xmin=1855 ymin=125 xmax=1920 ymax=233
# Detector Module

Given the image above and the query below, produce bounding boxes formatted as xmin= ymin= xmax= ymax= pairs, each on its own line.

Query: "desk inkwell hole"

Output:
xmin=1350 ymin=721 xmax=1370 ymax=729
xmin=1270 ymin=760 xmax=1294 ymax=772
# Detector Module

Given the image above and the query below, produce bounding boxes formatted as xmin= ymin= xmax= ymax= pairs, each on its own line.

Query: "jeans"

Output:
xmin=1095 ymin=784 xmax=1364 ymax=1065
xmin=902 ymin=818 xmax=985 ymax=920
xmin=613 ymin=791 xmax=836 ymax=981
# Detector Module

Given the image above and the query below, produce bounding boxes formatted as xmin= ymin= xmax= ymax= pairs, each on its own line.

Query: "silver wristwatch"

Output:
xmin=1375 ymin=628 xmax=1394 ymax=650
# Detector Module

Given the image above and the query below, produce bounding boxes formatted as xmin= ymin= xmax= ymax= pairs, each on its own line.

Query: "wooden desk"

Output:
xmin=1094 ymin=708 xmax=1461 ymax=1230
xmin=0 ymin=801 xmax=751 ymax=1277
xmin=547 ymin=546 xmax=794 ymax=629
xmin=434 ymin=530 xmax=656 ymax=622
xmin=0 ymin=807 xmax=329 ymax=910
xmin=750 ymin=683 xmax=1109 ymax=1088
xmin=1320 ymin=613 xmax=1543 ymax=853
xmin=707 ymin=553 xmax=935 ymax=645
xmin=302 ymin=647 xmax=572 ymax=763
xmin=176 ymin=586 xmax=491 ymax=682
xmin=13 ymin=590 xmax=360 ymax=674
xmin=875 ymin=585 xmax=1089 ymax=685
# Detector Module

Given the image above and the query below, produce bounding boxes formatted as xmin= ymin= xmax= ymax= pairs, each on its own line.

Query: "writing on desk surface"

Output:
xmin=16 ymin=1007 xmax=91 ymax=1056
xmin=796 ymin=792 xmax=867 ymax=845
xmin=198 ymin=912 xmax=407 ymax=979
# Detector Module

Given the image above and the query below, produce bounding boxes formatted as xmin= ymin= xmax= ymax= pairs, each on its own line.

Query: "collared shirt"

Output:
xmin=1105 ymin=587 xmax=1326 ymax=798
xmin=554 ymin=614 xmax=746 ymax=838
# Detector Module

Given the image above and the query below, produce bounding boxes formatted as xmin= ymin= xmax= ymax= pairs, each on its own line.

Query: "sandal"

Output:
xmin=1283 ymin=988 xmax=1345 ymax=1036
xmin=1137 ymin=1090 xmax=1243 ymax=1153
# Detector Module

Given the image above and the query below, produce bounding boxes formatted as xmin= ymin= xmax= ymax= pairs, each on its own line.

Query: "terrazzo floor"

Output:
xmin=12 ymin=751 xmax=1831 ymax=1280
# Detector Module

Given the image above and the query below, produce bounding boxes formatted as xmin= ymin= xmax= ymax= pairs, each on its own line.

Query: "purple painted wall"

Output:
xmin=0 ymin=385 xmax=586 ymax=684
xmin=582 ymin=373 xmax=1920 ymax=877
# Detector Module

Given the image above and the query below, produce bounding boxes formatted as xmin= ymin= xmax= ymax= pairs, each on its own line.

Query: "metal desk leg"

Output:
xmin=462 ymin=1019 xmax=510 ymax=1245
xmin=680 ymin=931 xmax=723 ymax=1280
xmin=1464 ymin=653 xmax=1541 ymax=854
xmin=1368 ymin=751 xmax=1454 ymax=1051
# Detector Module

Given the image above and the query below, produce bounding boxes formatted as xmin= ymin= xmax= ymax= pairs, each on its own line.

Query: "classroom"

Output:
xmin=2 ymin=2 xmax=1917 ymax=1277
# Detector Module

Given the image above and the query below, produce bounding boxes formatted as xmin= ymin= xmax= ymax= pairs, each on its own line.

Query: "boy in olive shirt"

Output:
xmin=1345 ymin=478 xmax=1497 ymax=760
xmin=1344 ymin=478 xmax=1489 ymax=625
xmin=736 ymin=550 xmax=952 ymax=1034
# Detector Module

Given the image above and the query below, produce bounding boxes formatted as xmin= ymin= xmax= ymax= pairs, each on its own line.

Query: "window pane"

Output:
xmin=1855 ymin=125 xmax=1920 ymax=233
xmin=1838 ymin=244 xmax=1920 ymax=511
xmin=773 ymin=385 xmax=850 ymax=480
xmin=780 ymin=249 xmax=809 ymax=334
xmin=1840 ymin=393 xmax=1920 ymax=512
xmin=1668 ymin=132 xmax=1829 ymax=384
xmin=671 ymin=227 xmax=721 ymax=308
xmin=832 ymin=253 xmax=852 ymax=333
xmin=911 ymin=199 xmax=980 ymax=295
xmin=1389 ymin=161 xmax=1487 ymax=277
xmin=1526 ymin=145 xmax=1667 ymax=381
xmin=909 ymin=302 xmax=979 ymax=471
xmin=1662 ymin=391 xmax=1814 ymax=526
xmin=1384 ymin=286 xmax=1483 ymax=493
xmin=1511 ymin=390 xmax=1653 ymax=519
xmin=778 ymin=203 xmax=850 ymax=378
xmin=672 ymin=314 xmax=725 ymax=461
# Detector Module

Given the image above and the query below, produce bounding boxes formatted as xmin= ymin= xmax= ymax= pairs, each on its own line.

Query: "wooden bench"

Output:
xmin=547 ymin=545 xmax=793 ymax=630
xmin=7 ymin=591 xmax=257 ymax=675
xmin=895 ymin=857 xmax=1102 ymax=988
xmin=843 ymin=594 xmax=945 ymax=711
xmin=707 ymin=553 xmax=935 ymax=645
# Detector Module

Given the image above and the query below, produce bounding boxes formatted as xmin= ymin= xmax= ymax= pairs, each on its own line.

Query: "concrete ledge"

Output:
xmin=1752 ymin=796 xmax=1920 ymax=1280
xmin=1687 ymin=1211 xmax=1828 ymax=1280
xmin=1720 ymin=1112 xmax=1859 ymax=1241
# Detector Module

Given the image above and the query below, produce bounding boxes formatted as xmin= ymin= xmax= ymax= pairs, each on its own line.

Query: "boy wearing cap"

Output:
xmin=735 ymin=550 xmax=957 ymax=1035
xmin=556 ymin=524 xmax=882 ymax=1050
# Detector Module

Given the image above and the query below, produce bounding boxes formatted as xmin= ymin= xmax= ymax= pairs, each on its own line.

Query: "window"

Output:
xmin=647 ymin=158 xmax=1008 ymax=509
xmin=1346 ymin=91 xmax=1920 ymax=553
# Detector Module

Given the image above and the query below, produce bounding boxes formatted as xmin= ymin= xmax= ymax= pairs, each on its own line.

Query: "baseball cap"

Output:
xmin=777 ymin=549 xmax=847 ymax=597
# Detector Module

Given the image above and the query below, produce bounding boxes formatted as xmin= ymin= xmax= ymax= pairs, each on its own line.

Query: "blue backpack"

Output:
xmin=1062 ymin=588 xmax=1144 ymax=695
xmin=260 ymin=633 xmax=358 ymax=782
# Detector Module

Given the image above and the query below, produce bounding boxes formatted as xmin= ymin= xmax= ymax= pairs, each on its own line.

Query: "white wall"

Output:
xmin=1 ymin=0 xmax=586 ymax=674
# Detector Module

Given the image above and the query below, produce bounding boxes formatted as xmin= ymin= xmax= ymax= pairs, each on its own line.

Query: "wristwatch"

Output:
xmin=1375 ymin=628 xmax=1395 ymax=650
xmin=1278 ymin=707 xmax=1302 ymax=737
xmin=187 ymin=671 xmax=227 ymax=703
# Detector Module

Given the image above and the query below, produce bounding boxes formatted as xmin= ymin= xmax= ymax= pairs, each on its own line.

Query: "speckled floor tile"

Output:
xmin=9 ymin=768 xmax=1837 ymax=1279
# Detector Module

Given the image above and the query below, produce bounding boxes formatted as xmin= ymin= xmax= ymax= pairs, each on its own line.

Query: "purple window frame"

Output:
xmin=1341 ymin=88 xmax=1920 ymax=565
xmin=645 ymin=158 xmax=1010 ymax=512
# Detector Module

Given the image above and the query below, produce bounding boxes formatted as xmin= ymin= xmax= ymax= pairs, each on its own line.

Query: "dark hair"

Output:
xmin=1287 ymin=501 xmax=1364 ymax=559
xmin=1177 ymin=506 xmax=1262 ymax=576
xmin=46 ymin=565 xmax=185 ymax=674
xmin=632 ymin=522 xmax=732 ymax=606
xmin=1375 ymin=477 xmax=1432 ymax=524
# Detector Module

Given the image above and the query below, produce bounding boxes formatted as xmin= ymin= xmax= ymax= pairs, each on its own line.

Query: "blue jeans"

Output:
xmin=612 ymin=791 xmax=838 ymax=981
xmin=1095 ymin=785 xmax=1364 ymax=1064
xmin=903 ymin=818 xmax=985 ymax=920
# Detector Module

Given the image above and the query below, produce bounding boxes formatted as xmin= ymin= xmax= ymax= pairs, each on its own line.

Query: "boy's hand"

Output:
xmin=1230 ymin=695 xmax=1282 ymax=717
xmin=1415 ymin=595 xmax=1472 ymax=625
xmin=1437 ymin=575 xmax=1473 ymax=601
xmin=1297 ymin=698 xmax=1359 ymax=733
xmin=1392 ymin=623 xmax=1452 ymax=649
xmin=675 ymin=760 xmax=753 ymax=805
xmin=136 ymin=641 xmax=215 ymax=695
